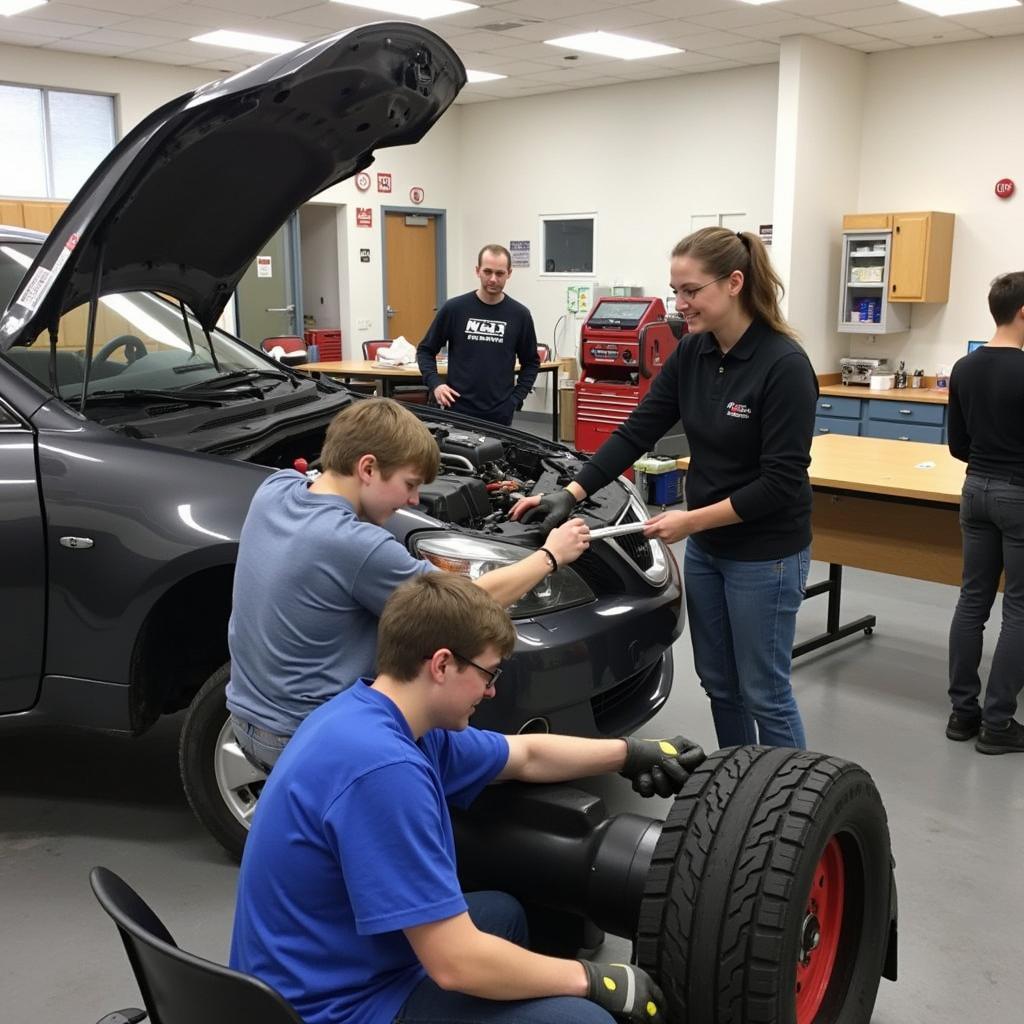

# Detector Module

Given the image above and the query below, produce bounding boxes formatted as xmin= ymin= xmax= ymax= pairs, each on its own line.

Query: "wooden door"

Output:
xmin=384 ymin=211 xmax=438 ymax=344
xmin=889 ymin=213 xmax=929 ymax=301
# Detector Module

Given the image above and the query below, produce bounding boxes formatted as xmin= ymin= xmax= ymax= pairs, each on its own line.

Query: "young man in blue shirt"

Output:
xmin=231 ymin=573 xmax=704 ymax=1024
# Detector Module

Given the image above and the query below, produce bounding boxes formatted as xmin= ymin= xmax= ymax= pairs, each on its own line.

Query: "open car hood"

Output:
xmin=0 ymin=22 xmax=463 ymax=351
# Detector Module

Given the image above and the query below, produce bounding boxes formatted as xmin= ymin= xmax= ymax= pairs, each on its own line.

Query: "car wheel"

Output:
xmin=179 ymin=663 xmax=264 ymax=860
xmin=636 ymin=746 xmax=894 ymax=1024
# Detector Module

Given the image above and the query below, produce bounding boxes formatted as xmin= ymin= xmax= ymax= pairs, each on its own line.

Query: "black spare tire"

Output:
xmin=637 ymin=746 xmax=895 ymax=1024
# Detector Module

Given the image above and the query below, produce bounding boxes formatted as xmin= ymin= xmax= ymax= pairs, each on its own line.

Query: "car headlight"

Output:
xmin=410 ymin=532 xmax=595 ymax=618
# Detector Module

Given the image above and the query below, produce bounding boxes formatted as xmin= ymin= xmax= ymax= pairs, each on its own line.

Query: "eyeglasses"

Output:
xmin=452 ymin=651 xmax=503 ymax=689
xmin=674 ymin=274 xmax=731 ymax=302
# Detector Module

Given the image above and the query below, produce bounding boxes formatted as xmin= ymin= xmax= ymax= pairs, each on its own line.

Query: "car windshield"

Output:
xmin=0 ymin=241 xmax=282 ymax=399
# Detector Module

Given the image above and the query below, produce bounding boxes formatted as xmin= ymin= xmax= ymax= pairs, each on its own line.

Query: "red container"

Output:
xmin=304 ymin=329 xmax=342 ymax=361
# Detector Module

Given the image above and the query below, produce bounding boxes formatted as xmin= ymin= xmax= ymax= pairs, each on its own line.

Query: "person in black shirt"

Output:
xmin=946 ymin=271 xmax=1024 ymax=754
xmin=416 ymin=245 xmax=540 ymax=425
xmin=512 ymin=227 xmax=818 ymax=749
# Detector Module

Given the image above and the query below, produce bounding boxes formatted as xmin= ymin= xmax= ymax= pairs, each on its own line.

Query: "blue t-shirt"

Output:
xmin=226 ymin=470 xmax=433 ymax=735
xmin=230 ymin=681 xmax=510 ymax=1024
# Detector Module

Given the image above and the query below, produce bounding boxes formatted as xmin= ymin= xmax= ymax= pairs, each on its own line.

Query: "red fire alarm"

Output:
xmin=995 ymin=178 xmax=1015 ymax=200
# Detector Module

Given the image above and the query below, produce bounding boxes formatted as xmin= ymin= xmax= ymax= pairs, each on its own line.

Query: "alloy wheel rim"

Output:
xmin=213 ymin=717 xmax=266 ymax=830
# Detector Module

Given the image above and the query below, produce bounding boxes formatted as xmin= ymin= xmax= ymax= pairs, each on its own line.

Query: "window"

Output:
xmin=541 ymin=214 xmax=595 ymax=275
xmin=0 ymin=84 xmax=116 ymax=200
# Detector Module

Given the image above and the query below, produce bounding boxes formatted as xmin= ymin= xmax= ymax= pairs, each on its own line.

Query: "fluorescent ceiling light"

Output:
xmin=466 ymin=69 xmax=506 ymax=83
xmin=736 ymin=0 xmax=784 ymax=5
xmin=545 ymin=32 xmax=682 ymax=61
xmin=191 ymin=30 xmax=303 ymax=54
xmin=899 ymin=0 xmax=1018 ymax=12
xmin=330 ymin=0 xmax=478 ymax=18
xmin=0 ymin=0 xmax=47 ymax=15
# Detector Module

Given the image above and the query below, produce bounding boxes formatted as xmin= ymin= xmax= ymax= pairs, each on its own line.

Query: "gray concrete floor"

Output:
xmin=3 ymin=558 xmax=1023 ymax=1022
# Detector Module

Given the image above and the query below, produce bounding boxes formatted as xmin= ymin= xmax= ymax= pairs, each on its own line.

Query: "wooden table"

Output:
xmin=297 ymin=359 xmax=565 ymax=442
xmin=680 ymin=434 xmax=967 ymax=657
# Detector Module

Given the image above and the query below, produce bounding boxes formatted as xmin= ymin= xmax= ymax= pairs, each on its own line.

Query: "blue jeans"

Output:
xmin=684 ymin=539 xmax=810 ymax=749
xmin=230 ymin=714 xmax=290 ymax=774
xmin=396 ymin=892 xmax=613 ymax=1024
xmin=948 ymin=475 xmax=1024 ymax=726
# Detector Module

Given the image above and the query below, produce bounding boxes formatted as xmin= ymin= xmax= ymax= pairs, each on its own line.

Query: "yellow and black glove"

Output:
xmin=579 ymin=960 xmax=666 ymax=1023
xmin=620 ymin=734 xmax=706 ymax=798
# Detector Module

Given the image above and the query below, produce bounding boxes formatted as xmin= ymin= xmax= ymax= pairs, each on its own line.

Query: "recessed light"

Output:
xmin=330 ymin=0 xmax=479 ymax=18
xmin=736 ymin=0 xmax=785 ymax=5
xmin=466 ymin=69 xmax=506 ymax=83
xmin=191 ymin=30 xmax=303 ymax=55
xmin=0 ymin=0 xmax=47 ymax=15
xmin=545 ymin=32 xmax=682 ymax=61
xmin=899 ymin=0 xmax=1018 ymax=12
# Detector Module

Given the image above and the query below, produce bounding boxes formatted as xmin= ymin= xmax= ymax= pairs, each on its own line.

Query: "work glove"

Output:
xmin=579 ymin=960 xmax=666 ymax=1023
xmin=522 ymin=489 xmax=577 ymax=532
xmin=620 ymin=734 xmax=706 ymax=798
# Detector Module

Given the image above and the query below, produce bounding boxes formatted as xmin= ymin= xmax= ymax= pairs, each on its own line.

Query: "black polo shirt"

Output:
xmin=575 ymin=319 xmax=818 ymax=560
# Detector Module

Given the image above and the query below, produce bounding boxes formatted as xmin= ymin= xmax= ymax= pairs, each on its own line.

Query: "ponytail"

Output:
xmin=671 ymin=227 xmax=796 ymax=339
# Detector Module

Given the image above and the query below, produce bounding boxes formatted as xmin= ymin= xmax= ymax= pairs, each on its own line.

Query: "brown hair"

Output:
xmin=671 ymin=227 xmax=796 ymax=338
xmin=477 ymin=244 xmax=512 ymax=271
xmin=319 ymin=398 xmax=439 ymax=481
xmin=988 ymin=271 xmax=1024 ymax=326
xmin=376 ymin=573 xmax=516 ymax=681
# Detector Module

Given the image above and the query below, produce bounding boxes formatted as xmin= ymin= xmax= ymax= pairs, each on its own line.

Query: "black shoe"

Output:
xmin=946 ymin=711 xmax=981 ymax=742
xmin=975 ymin=719 xmax=1024 ymax=755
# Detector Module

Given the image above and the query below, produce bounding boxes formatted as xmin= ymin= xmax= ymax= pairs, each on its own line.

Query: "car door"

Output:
xmin=0 ymin=395 xmax=45 ymax=712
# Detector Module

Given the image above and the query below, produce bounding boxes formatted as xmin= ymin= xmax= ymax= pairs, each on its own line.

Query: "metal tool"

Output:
xmin=589 ymin=521 xmax=649 ymax=540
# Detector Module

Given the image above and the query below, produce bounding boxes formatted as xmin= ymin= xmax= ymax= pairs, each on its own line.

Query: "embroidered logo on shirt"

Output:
xmin=725 ymin=401 xmax=752 ymax=419
xmin=465 ymin=318 xmax=507 ymax=343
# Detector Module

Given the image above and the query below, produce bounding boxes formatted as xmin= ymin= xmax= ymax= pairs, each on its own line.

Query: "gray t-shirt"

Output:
xmin=226 ymin=470 xmax=433 ymax=736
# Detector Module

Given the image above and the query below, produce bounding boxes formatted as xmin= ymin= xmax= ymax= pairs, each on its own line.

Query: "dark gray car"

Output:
xmin=0 ymin=23 xmax=682 ymax=857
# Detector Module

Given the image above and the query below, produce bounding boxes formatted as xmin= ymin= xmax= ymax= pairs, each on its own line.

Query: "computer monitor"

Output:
xmin=967 ymin=339 xmax=986 ymax=354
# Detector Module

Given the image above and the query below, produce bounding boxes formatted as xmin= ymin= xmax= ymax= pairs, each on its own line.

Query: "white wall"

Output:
xmin=456 ymin=64 xmax=778 ymax=411
xmin=773 ymin=37 xmax=866 ymax=371
xmin=0 ymin=42 xmax=210 ymax=140
xmin=854 ymin=36 xmax=1024 ymax=374
xmin=310 ymin=112 xmax=464 ymax=357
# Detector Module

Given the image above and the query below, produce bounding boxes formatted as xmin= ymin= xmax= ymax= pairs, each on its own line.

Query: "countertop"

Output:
xmin=818 ymin=383 xmax=949 ymax=405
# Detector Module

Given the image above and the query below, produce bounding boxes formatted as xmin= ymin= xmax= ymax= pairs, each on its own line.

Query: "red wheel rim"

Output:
xmin=795 ymin=836 xmax=845 ymax=1024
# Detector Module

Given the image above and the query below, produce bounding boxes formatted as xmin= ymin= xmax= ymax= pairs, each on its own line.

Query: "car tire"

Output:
xmin=179 ymin=663 xmax=264 ymax=860
xmin=636 ymin=746 xmax=894 ymax=1024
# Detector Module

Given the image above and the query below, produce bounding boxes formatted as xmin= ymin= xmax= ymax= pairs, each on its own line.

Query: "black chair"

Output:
xmin=89 ymin=866 xmax=303 ymax=1024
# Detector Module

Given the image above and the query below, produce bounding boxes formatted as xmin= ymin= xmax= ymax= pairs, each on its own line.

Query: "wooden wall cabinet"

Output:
xmin=843 ymin=211 xmax=954 ymax=304
xmin=0 ymin=199 xmax=68 ymax=233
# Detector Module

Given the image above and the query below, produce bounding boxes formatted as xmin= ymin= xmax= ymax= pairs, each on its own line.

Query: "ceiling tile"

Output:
xmin=472 ymin=57 xmax=562 ymax=74
xmin=143 ymin=39 xmax=242 ymax=59
xmin=870 ymin=13 xmax=957 ymax=37
xmin=551 ymin=9 xmax=669 ymax=32
xmin=73 ymin=28 xmax=173 ymax=49
xmin=630 ymin=0 xmax=725 ymax=17
xmin=818 ymin=5 xmax=931 ymax=29
xmin=896 ymin=27 xmax=988 ymax=43
xmin=686 ymin=8 xmax=800 ymax=31
xmin=188 ymin=0 xmax=320 ymax=15
xmin=730 ymin=16 xmax=839 ymax=42
xmin=813 ymin=27 xmax=884 ymax=45
xmin=29 ymin=3 xmax=130 ymax=29
xmin=40 ymin=37 xmax=127 ymax=56
xmin=851 ymin=37 xmax=906 ymax=51
xmin=122 ymin=4 xmax=270 ymax=31
xmin=659 ymin=27 xmax=753 ymax=49
xmin=487 ymin=0 xmax=617 ymax=18
xmin=55 ymin=0 xmax=172 ymax=14
xmin=438 ymin=29 xmax=524 ymax=51
xmin=777 ymin=0 xmax=894 ymax=14
xmin=951 ymin=8 xmax=1024 ymax=32
xmin=0 ymin=15 xmax=93 ymax=38
xmin=698 ymin=39 xmax=781 ymax=61
xmin=0 ymin=29 xmax=52 ymax=46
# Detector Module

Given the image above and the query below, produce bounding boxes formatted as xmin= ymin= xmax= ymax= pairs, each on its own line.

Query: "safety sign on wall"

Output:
xmin=360 ymin=248 xmax=370 ymax=263
xmin=256 ymin=255 xmax=272 ymax=278
xmin=409 ymin=186 xmax=424 ymax=204
xmin=356 ymin=208 xmax=373 ymax=227
xmin=377 ymin=172 xmax=392 ymax=193
xmin=510 ymin=240 xmax=530 ymax=268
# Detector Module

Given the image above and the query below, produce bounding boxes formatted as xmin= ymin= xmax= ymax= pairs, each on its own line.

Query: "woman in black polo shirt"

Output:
xmin=512 ymin=227 xmax=818 ymax=749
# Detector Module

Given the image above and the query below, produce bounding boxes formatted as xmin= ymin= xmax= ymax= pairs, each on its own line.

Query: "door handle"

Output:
xmin=266 ymin=304 xmax=295 ymax=313
xmin=386 ymin=305 xmax=397 ymax=318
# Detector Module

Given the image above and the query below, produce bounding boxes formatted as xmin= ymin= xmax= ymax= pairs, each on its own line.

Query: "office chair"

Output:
xmin=362 ymin=339 xmax=428 ymax=404
xmin=89 ymin=866 xmax=303 ymax=1024
xmin=260 ymin=336 xmax=308 ymax=368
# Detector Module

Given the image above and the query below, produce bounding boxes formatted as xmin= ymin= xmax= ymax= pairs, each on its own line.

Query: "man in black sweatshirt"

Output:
xmin=947 ymin=270 xmax=1024 ymax=754
xmin=416 ymin=245 xmax=540 ymax=425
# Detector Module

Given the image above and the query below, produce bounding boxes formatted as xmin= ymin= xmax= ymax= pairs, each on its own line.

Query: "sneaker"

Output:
xmin=975 ymin=719 xmax=1024 ymax=755
xmin=946 ymin=711 xmax=981 ymax=742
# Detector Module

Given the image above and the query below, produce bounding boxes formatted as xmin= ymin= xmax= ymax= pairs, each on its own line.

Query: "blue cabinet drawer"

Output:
xmin=816 ymin=396 xmax=861 ymax=419
xmin=866 ymin=420 xmax=944 ymax=444
xmin=867 ymin=399 xmax=944 ymax=426
xmin=815 ymin=416 xmax=860 ymax=437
